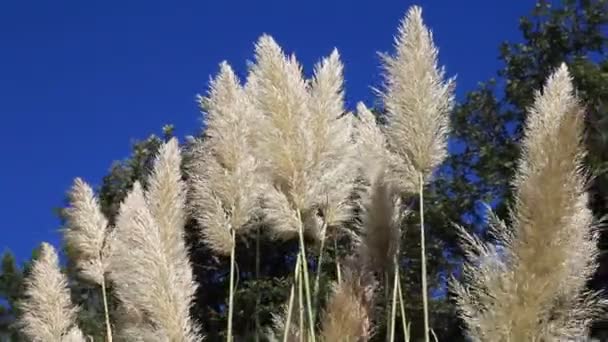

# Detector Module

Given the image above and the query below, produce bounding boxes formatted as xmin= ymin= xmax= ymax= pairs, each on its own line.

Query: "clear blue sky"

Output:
xmin=0 ymin=1 xmax=532 ymax=263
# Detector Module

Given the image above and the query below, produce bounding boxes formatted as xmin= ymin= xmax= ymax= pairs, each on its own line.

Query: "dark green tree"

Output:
xmin=0 ymin=251 xmax=22 ymax=340
xmin=0 ymin=246 xmax=42 ymax=341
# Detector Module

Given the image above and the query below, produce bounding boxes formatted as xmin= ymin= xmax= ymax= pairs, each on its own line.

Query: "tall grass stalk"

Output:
xmin=283 ymin=255 xmax=301 ymax=342
xmin=397 ymin=276 xmax=409 ymax=342
xmin=296 ymin=210 xmax=316 ymax=342
xmin=379 ymin=6 xmax=453 ymax=340
xmin=101 ymin=279 xmax=113 ymax=342
xmin=389 ymin=261 xmax=399 ymax=342
xmin=255 ymin=226 xmax=261 ymax=342
xmin=385 ymin=272 xmax=391 ymax=342
xmin=334 ymin=236 xmax=342 ymax=284
xmin=313 ymin=220 xmax=328 ymax=313
xmin=227 ymin=228 xmax=236 ymax=342
xmin=298 ymin=261 xmax=305 ymax=342
xmin=419 ymin=174 xmax=429 ymax=342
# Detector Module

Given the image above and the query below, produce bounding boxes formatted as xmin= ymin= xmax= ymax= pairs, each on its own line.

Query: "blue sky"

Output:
xmin=0 ymin=0 xmax=532 ymax=264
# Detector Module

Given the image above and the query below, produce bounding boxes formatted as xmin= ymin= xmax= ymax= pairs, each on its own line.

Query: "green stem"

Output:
xmin=296 ymin=210 xmax=316 ymax=342
xmin=255 ymin=226 xmax=261 ymax=342
xmin=227 ymin=229 xmax=236 ymax=342
xmin=298 ymin=258 xmax=304 ymax=342
xmin=419 ymin=173 xmax=429 ymax=342
xmin=430 ymin=329 xmax=439 ymax=342
xmin=389 ymin=261 xmax=399 ymax=342
xmin=283 ymin=255 xmax=300 ymax=342
xmin=334 ymin=235 xmax=341 ymax=284
xmin=313 ymin=221 xmax=328 ymax=313
xmin=385 ymin=271 xmax=390 ymax=342
xmin=101 ymin=278 xmax=113 ymax=342
xmin=397 ymin=274 xmax=409 ymax=342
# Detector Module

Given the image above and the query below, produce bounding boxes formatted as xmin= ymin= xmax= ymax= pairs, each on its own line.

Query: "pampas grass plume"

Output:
xmin=20 ymin=242 xmax=84 ymax=342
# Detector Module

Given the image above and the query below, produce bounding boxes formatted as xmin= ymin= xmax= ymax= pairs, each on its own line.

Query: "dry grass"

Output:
xmin=380 ymin=6 xmax=454 ymax=190
xmin=19 ymin=243 xmax=84 ymax=342
xmin=453 ymin=64 xmax=603 ymax=341
xmin=189 ymin=62 xmax=262 ymax=255
xmin=64 ymin=178 xmax=110 ymax=285
xmin=16 ymin=6 xmax=604 ymax=342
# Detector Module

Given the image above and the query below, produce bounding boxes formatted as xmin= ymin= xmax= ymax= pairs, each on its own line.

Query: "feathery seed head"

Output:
xmin=249 ymin=35 xmax=357 ymax=238
xmin=146 ymin=138 xmax=189 ymax=260
xmin=454 ymin=64 xmax=602 ymax=341
xmin=307 ymin=50 xmax=358 ymax=228
xmin=111 ymin=142 xmax=200 ymax=341
xmin=354 ymin=102 xmax=418 ymax=193
xmin=199 ymin=61 xmax=258 ymax=170
xmin=248 ymin=35 xmax=312 ymax=210
xmin=354 ymin=103 xmax=388 ymax=182
xmin=358 ymin=177 xmax=405 ymax=275
xmin=20 ymin=242 xmax=81 ymax=342
xmin=64 ymin=178 xmax=109 ymax=285
xmin=189 ymin=62 xmax=261 ymax=255
xmin=261 ymin=185 xmax=302 ymax=241
xmin=145 ymin=138 xmax=200 ymax=340
xmin=320 ymin=260 xmax=376 ymax=342
xmin=381 ymin=6 xmax=454 ymax=187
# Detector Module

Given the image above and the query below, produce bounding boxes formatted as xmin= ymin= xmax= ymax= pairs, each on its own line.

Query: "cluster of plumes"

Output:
xmin=20 ymin=5 xmax=605 ymax=342
xmin=188 ymin=34 xmax=358 ymax=250
xmin=453 ymin=64 xmax=604 ymax=341
xmin=187 ymin=5 xmax=452 ymax=341
xmin=264 ymin=6 xmax=451 ymax=341
xmin=109 ymin=139 xmax=201 ymax=341
xmin=19 ymin=243 xmax=85 ymax=342
xmin=20 ymin=176 xmax=112 ymax=342
xmin=20 ymin=139 xmax=201 ymax=342
xmin=248 ymin=36 xmax=357 ymax=242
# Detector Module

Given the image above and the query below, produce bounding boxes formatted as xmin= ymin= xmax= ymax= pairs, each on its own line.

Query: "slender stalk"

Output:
xmin=334 ymin=236 xmax=341 ymax=284
xmin=100 ymin=278 xmax=113 ymax=342
xmin=397 ymin=275 xmax=409 ymax=342
xmin=283 ymin=284 xmax=296 ymax=342
xmin=419 ymin=173 xmax=429 ymax=342
xmin=255 ymin=226 xmax=261 ymax=342
xmin=430 ymin=329 xmax=438 ymax=342
xmin=227 ymin=228 xmax=236 ymax=342
xmin=389 ymin=258 xmax=399 ymax=342
xmin=283 ymin=255 xmax=301 ymax=342
xmin=313 ymin=221 xmax=328 ymax=313
xmin=385 ymin=271 xmax=390 ymax=342
xmin=295 ymin=210 xmax=316 ymax=342
xmin=298 ymin=258 xmax=305 ymax=342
